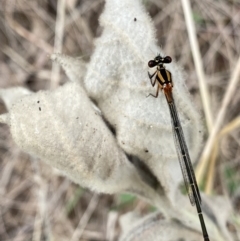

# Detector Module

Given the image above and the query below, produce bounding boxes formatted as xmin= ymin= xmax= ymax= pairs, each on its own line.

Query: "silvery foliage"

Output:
xmin=0 ymin=0 xmax=233 ymax=240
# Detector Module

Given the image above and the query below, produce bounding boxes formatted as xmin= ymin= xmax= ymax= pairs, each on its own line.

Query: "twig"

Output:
xmin=181 ymin=0 xmax=213 ymax=132
xmin=70 ymin=194 xmax=99 ymax=241
xmin=51 ymin=0 xmax=66 ymax=89
xmin=32 ymin=158 xmax=47 ymax=241
xmin=6 ymin=16 xmax=53 ymax=53
xmin=196 ymin=56 xmax=240 ymax=183
xmin=106 ymin=211 xmax=118 ymax=241
xmin=206 ymin=116 xmax=240 ymax=194
xmin=1 ymin=46 xmax=35 ymax=73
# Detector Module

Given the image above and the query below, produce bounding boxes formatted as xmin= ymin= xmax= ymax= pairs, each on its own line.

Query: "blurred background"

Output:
xmin=0 ymin=0 xmax=240 ymax=240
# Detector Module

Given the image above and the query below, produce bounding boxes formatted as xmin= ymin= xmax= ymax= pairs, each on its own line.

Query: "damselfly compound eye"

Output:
xmin=148 ymin=60 xmax=157 ymax=68
xmin=164 ymin=56 xmax=172 ymax=63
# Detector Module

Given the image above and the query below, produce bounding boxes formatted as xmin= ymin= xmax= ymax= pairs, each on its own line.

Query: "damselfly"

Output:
xmin=148 ymin=55 xmax=210 ymax=241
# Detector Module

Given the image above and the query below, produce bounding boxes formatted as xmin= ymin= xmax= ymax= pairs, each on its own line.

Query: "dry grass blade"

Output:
xmin=6 ymin=13 xmax=53 ymax=53
xmin=51 ymin=0 xmax=66 ymax=89
xmin=181 ymin=0 xmax=213 ymax=132
xmin=196 ymin=55 xmax=240 ymax=184
xmin=71 ymin=194 xmax=99 ymax=241
xmin=206 ymin=116 xmax=240 ymax=194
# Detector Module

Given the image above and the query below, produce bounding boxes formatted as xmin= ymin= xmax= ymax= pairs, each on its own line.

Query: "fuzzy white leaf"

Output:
xmin=0 ymin=113 xmax=8 ymax=124
xmin=202 ymin=195 xmax=234 ymax=241
xmin=4 ymin=82 xmax=160 ymax=195
xmin=0 ymin=87 xmax=32 ymax=111
xmin=84 ymin=0 xmax=203 ymax=206
xmin=119 ymin=194 xmax=228 ymax=241
xmin=119 ymin=212 xmax=203 ymax=241
xmin=51 ymin=53 xmax=86 ymax=84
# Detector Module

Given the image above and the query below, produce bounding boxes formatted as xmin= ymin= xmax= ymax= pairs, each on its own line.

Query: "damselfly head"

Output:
xmin=148 ymin=55 xmax=172 ymax=68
